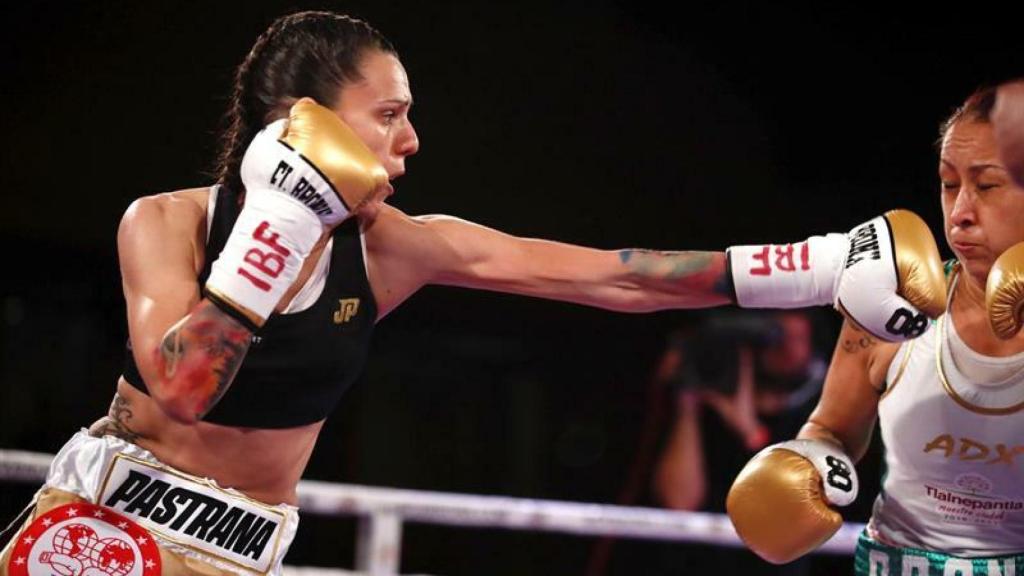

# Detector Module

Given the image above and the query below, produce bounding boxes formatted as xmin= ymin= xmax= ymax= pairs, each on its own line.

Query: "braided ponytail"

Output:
xmin=213 ymin=11 xmax=395 ymax=193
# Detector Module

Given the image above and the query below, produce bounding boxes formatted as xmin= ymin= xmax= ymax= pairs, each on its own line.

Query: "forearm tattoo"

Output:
xmin=154 ymin=300 xmax=252 ymax=420
xmin=90 ymin=394 xmax=142 ymax=442
xmin=619 ymin=250 xmax=734 ymax=299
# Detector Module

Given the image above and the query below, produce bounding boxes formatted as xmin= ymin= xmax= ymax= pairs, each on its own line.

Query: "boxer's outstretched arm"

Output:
xmin=400 ymin=212 xmax=733 ymax=311
xmin=373 ymin=207 xmax=944 ymax=329
xmin=119 ymin=195 xmax=252 ymax=424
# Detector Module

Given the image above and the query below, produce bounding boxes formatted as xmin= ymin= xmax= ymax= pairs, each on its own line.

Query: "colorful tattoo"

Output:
xmin=154 ymin=300 xmax=251 ymax=421
xmin=619 ymin=249 xmax=734 ymax=299
xmin=89 ymin=394 xmax=142 ymax=442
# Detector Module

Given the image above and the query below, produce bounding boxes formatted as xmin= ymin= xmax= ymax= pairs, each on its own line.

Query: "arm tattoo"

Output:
xmin=160 ymin=328 xmax=185 ymax=379
xmin=89 ymin=394 xmax=142 ymax=442
xmin=154 ymin=300 xmax=252 ymax=421
xmin=619 ymin=249 xmax=734 ymax=299
xmin=841 ymin=325 xmax=877 ymax=354
xmin=619 ymin=250 xmax=712 ymax=278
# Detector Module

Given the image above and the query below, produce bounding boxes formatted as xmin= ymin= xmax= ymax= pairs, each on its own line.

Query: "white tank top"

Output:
xmin=869 ymin=274 xmax=1024 ymax=555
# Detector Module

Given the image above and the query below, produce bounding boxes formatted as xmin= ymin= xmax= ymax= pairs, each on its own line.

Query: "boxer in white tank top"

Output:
xmin=726 ymin=86 xmax=1024 ymax=575
xmin=871 ymin=266 xmax=1024 ymax=556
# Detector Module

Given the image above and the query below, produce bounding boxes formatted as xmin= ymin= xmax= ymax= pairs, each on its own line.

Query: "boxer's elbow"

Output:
xmin=147 ymin=378 xmax=205 ymax=425
xmin=144 ymin=347 xmax=220 ymax=425
xmin=141 ymin=305 xmax=249 ymax=425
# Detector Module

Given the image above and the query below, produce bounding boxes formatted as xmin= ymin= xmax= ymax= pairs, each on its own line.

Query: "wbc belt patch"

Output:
xmin=7 ymin=502 xmax=161 ymax=576
xmin=96 ymin=454 xmax=286 ymax=574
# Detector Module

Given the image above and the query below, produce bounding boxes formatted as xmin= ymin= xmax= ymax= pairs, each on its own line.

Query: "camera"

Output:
xmin=663 ymin=312 xmax=783 ymax=395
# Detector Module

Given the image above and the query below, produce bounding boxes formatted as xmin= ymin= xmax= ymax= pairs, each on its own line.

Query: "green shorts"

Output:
xmin=855 ymin=531 xmax=1022 ymax=576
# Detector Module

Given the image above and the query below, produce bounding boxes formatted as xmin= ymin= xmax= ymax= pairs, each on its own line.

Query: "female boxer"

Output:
xmin=1 ymin=12 xmax=949 ymax=576
xmin=729 ymin=86 xmax=1024 ymax=575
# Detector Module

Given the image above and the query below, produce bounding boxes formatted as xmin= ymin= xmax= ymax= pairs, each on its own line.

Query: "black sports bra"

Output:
xmin=122 ymin=185 xmax=377 ymax=428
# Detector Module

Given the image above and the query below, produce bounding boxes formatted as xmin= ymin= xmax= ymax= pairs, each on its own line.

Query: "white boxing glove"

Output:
xmin=205 ymin=99 xmax=388 ymax=330
xmin=729 ymin=210 xmax=946 ymax=342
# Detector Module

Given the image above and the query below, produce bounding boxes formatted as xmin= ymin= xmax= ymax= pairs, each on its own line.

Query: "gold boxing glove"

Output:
xmin=206 ymin=99 xmax=389 ymax=329
xmin=987 ymin=242 xmax=1024 ymax=339
xmin=282 ymin=98 xmax=391 ymax=216
xmin=727 ymin=439 xmax=857 ymax=565
xmin=878 ymin=210 xmax=948 ymax=318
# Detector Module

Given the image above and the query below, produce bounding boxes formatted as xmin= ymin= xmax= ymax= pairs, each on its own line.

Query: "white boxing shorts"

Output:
xmin=0 ymin=431 xmax=299 ymax=576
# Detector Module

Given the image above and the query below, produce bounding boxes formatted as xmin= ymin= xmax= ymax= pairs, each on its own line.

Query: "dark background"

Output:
xmin=1 ymin=1 xmax=1021 ymax=574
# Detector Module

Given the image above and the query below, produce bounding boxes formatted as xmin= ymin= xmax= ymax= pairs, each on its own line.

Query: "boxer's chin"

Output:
xmin=355 ymin=198 xmax=385 ymax=223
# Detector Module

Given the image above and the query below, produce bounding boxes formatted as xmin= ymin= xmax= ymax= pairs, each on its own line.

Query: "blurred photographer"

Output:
xmin=588 ymin=310 xmax=830 ymax=576
xmin=653 ymin=310 xmax=826 ymax=513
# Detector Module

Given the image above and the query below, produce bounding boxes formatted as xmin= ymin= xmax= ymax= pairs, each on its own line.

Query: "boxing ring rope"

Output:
xmin=0 ymin=450 xmax=864 ymax=575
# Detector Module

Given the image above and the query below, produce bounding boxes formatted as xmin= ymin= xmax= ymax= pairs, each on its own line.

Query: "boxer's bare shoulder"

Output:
xmin=119 ymin=188 xmax=210 ymax=272
xmin=123 ymin=187 xmax=208 ymax=221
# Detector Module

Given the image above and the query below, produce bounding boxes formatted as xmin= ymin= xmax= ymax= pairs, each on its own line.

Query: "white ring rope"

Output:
xmin=0 ymin=449 xmax=863 ymax=574
xmin=299 ymin=479 xmax=863 ymax=551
